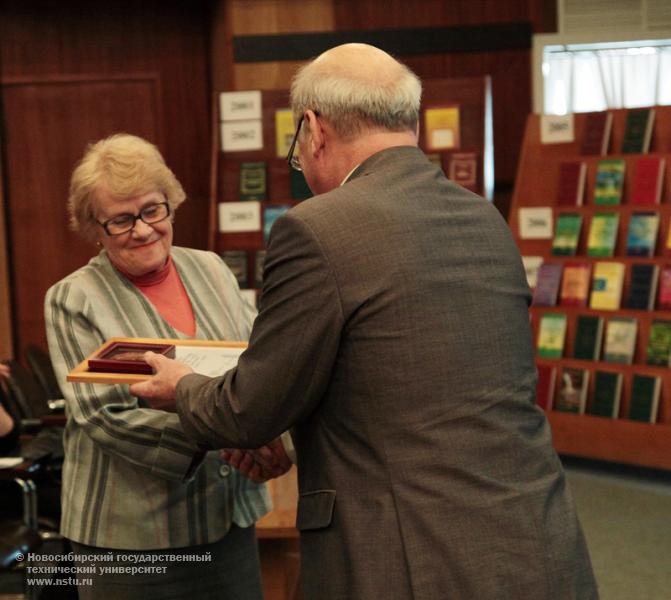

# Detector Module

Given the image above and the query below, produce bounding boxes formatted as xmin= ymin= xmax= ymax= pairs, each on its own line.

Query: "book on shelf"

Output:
xmin=531 ymin=263 xmax=563 ymax=307
xmin=559 ymin=261 xmax=591 ymax=307
xmin=540 ymin=113 xmax=574 ymax=144
xmin=263 ymin=205 xmax=292 ymax=244
xmin=254 ymin=250 xmax=266 ymax=288
xmin=556 ymin=161 xmax=586 ymax=206
xmin=630 ymin=157 xmax=665 ymax=205
xmin=424 ymin=105 xmax=460 ymax=150
xmin=625 ymin=212 xmax=659 ymax=257
xmin=219 ymin=250 xmax=249 ymax=288
xmin=602 ymin=317 xmax=638 ymax=364
xmin=239 ymin=161 xmax=267 ymax=201
xmin=588 ymin=371 xmax=623 ymax=418
xmin=645 ymin=319 xmax=671 ymax=366
xmin=551 ymin=213 xmax=582 ymax=256
xmin=628 ymin=374 xmax=661 ymax=423
xmin=535 ymin=364 xmax=556 ymax=411
xmin=624 ymin=264 xmax=659 ymax=311
xmin=275 ymin=109 xmax=296 ymax=158
xmin=536 ymin=313 xmax=568 ymax=358
xmin=555 ymin=368 xmax=589 ymax=414
xmin=657 ymin=266 xmax=671 ymax=310
xmin=580 ymin=111 xmax=612 ymax=156
xmin=447 ymin=152 xmax=478 ymax=192
xmin=573 ymin=315 xmax=604 ymax=361
xmin=621 ymin=107 xmax=655 ymax=154
xmin=589 ymin=261 xmax=625 ymax=310
xmin=522 ymin=256 xmax=544 ymax=289
xmin=593 ymin=159 xmax=625 ymax=206
xmin=586 ymin=212 xmax=619 ymax=257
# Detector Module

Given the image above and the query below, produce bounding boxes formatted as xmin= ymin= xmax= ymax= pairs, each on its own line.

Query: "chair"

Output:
xmin=0 ymin=517 xmax=43 ymax=600
xmin=25 ymin=345 xmax=63 ymax=403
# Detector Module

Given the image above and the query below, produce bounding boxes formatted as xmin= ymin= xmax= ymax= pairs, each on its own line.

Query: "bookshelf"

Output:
xmin=510 ymin=106 xmax=671 ymax=470
xmin=208 ymin=76 xmax=494 ymax=294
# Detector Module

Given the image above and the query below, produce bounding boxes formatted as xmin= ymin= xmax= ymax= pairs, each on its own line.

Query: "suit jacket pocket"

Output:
xmin=296 ymin=489 xmax=336 ymax=531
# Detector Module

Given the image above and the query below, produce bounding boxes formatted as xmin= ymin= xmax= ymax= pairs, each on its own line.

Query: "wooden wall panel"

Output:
xmin=217 ymin=0 xmax=557 ymax=202
xmin=2 ymin=77 xmax=159 ymax=356
xmin=228 ymin=0 xmax=335 ymax=91
xmin=0 ymin=0 xmax=211 ymax=358
xmin=0 ymin=143 xmax=11 ymax=358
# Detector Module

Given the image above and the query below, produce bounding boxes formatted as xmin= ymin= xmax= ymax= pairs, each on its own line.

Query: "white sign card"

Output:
xmin=518 ymin=207 xmax=553 ymax=239
xmin=218 ymin=201 xmax=261 ymax=233
xmin=540 ymin=114 xmax=574 ymax=144
xmin=221 ymin=120 xmax=263 ymax=152
xmin=220 ymin=90 xmax=262 ymax=122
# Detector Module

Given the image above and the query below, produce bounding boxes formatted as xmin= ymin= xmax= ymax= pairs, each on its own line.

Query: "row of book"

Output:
xmin=238 ymin=161 xmax=312 ymax=202
xmin=537 ymin=365 xmax=661 ymax=423
xmin=550 ymin=210 xmax=666 ymax=257
xmin=529 ymin=260 xmax=665 ymax=311
xmin=558 ymin=155 xmax=665 ymax=207
xmin=575 ymin=107 xmax=655 ymax=156
xmin=536 ymin=313 xmax=671 ymax=366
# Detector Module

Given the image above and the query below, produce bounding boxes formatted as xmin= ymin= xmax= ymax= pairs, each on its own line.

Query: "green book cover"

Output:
xmin=628 ymin=374 xmax=661 ymax=423
xmin=551 ymin=214 xmax=582 ymax=256
xmin=537 ymin=313 xmax=567 ymax=358
xmin=586 ymin=212 xmax=619 ymax=257
xmin=645 ymin=319 xmax=671 ymax=366
xmin=603 ymin=317 xmax=638 ymax=364
xmin=555 ymin=368 xmax=589 ymax=414
xmin=621 ymin=108 xmax=655 ymax=154
xmin=593 ymin=159 xmax=625 ymax=205
xmin=239 ymin=161 xmax=267 ymax=201
xmin=589 ymin=371 xmax=623 ymax=418
xmin=573 ymin=315 xmax=604 ymax=361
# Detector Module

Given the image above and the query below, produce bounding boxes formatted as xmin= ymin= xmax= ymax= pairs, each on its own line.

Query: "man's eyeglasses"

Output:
xmin=286 ymin=115 xmax=304 ymax=172
xmin=97 ymin=201 xmax=171 ymax=236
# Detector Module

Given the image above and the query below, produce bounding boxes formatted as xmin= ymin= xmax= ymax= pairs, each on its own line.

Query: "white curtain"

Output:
xmin=543 ymin=44 xmax=671 ymax=114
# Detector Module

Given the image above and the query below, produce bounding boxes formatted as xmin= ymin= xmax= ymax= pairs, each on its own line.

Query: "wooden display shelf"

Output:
xmin=548 ymin=412 xmax=671 ymax=470
xmin=511 ymin=106 xmax=671 ymax=470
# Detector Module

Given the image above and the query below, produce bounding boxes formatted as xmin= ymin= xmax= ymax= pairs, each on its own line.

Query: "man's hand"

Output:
xmin=129 ymin=352 xmax=194 ymax=409
xmin=222 ymin=437 xmax=293 ymax=484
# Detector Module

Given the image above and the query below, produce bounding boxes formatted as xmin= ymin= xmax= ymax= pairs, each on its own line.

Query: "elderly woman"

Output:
xmin=45 ymin=134 xmax=271 ymax=600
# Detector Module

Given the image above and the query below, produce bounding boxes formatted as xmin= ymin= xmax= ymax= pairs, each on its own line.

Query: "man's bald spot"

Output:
xmin=312 ymin=43 xmax=405 ymax=89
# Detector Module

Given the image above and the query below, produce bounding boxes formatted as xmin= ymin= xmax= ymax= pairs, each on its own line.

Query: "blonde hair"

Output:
xmin=290 ymin=44 xmax=422 ymax=139
xmin=68 ymin=133 xmax=185 ymax=242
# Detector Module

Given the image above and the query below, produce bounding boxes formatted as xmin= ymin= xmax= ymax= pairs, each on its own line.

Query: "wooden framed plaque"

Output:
xmin=67 ymin=337 xmax=247 ymax=385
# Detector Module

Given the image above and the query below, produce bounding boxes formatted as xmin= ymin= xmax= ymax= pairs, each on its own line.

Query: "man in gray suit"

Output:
xmin=133 ymin=43 xmax=598 ymax=599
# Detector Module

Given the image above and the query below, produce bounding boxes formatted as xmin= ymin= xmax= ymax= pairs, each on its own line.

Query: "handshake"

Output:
xmin=221 ymin=435 xmax=294 ymax=483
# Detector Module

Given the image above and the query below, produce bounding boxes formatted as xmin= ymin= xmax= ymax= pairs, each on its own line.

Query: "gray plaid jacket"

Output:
xmin=45 ymin=247 xmax=270 ymax=549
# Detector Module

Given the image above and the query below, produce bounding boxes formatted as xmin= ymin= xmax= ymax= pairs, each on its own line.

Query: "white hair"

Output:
xmin=290 ymin=47 xmax=422 ymax=139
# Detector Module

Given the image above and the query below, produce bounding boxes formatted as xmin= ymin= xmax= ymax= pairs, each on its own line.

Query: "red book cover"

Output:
xmin=630 ymin=157 xmax=665 ymax=205
xmin=657 ymin=266 xmax=671 ymax=310
xmin=556 ymin=161 xmax=587 ymax=206
xmin=559 ymin=260 xmax=592 ymax=307
xmin=536 ymin=364 xmax=556 ymax=411
xmin=580 ymin=111 xmax=612 ymax=156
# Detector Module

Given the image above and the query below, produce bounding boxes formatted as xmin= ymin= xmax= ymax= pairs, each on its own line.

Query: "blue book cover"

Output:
xmin=626 ymin=212 xmax=659 ymax=257
xmin=263 ymin=205 xmax=292 ymax=243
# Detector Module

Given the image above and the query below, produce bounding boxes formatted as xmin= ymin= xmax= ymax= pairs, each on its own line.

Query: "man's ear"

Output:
xmin=305 ymin=110 xmax=325 ymax=157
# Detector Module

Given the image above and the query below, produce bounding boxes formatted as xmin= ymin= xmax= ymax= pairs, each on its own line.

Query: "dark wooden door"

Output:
xmin=2 ymin=75 xmax=160 ymax=355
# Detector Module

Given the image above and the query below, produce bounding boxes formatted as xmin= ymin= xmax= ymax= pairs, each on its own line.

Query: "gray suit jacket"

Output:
xmin=177 ymin=147 xmax=598 ymax=599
